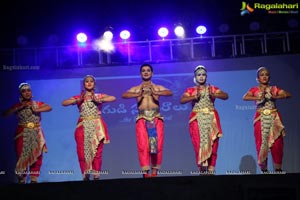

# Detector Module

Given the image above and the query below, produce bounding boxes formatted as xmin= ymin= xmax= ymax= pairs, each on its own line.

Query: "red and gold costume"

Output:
xmin=73 ymin=93 xmax=110 ymax=177
xmin=13 ymin=101 xmax=48 ymax=180
xmin=184 ymin=85 xmax=222 ymax=168
xmin=135 ymin=108 xmax=164 ymax=171
xmin=247 ymin=86 xmax=285 ymax=169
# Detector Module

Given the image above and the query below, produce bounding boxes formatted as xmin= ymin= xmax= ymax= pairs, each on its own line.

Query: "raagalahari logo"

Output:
xmin=240 ymin=1 xmax=299 ymax=16
xmin=240 ymin=2 xmax=254 ymax=16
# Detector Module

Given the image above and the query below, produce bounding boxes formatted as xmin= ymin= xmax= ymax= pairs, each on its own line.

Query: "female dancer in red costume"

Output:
xmin=62 ymin=75 xmax=116 ymax=180
xmin=2 ymin=83 xmax=52 ymax=183
xmin=180 ymin=65 xmax=228 ymax=175
xmin=243 ymin=67 xmax=291 ymax=173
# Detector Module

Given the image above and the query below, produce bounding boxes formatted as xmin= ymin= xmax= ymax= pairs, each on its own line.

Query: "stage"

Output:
xmin=0 ymin=173 xmax=299 ymax=200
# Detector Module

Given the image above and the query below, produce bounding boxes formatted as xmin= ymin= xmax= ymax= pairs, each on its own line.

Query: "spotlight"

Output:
xmin=76 ymin=32 xmax=87 ymax=43
xmin=158 ymin=27 xmax=169 ymax=39
xmin=174 ymin=25 xmax=185 ymax=38
xmin=196 ymin=25 xmax=207 ymax=35
xmin=218 ymin=24 xmax=230 ymax=34
xmin=17 ymin=35 xmax=28 ymax=46
xmin=120 ymin=30 xmax=131 ymax=40
xmin=288 ymin=18 xmax=299 ymax=29
xmin=48 ymin=34 xmax=59 ymax=45
xmin=249 ymin=21 xmax=260 ymax=32
xmin=103 ymin=30 xmax=113 ymax=41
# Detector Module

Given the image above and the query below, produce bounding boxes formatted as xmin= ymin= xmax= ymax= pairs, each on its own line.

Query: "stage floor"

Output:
xmin=0 ymin=173 xmax=299 ymax=200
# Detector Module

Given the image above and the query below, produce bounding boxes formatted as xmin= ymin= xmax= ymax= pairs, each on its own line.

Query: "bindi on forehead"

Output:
xmin=260 ymin=71 xmax=269 ymax=76
xmin=196 ymin=72 xmax=207 ymax=76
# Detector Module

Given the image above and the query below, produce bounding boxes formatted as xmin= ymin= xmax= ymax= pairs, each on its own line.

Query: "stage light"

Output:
xmin=120 ymin=30 xmax=131 ymax=40
xmin=288 ymin=18 xmax=299 ymax=29
xmin=103 ymin=30 xmax=113 ymax=41
xmin=249 ymin=21 xmax=260 ymax=32
xmin=48 ymin=34 xmax=59 ymax=45
xmin=17 ymin=35 xmax=28 ymax=46
xmin=158 ymin=27 xmax=169 ymax=39
xmin=196 ymin=25 xmax=207 ymax=35
xmin=218 ymin=24 xmax=230 ymax=34
xmin=76 ymin=32 xmax=87 ymax=43
xmin=174 ymin=25 xmax=185 ymax=38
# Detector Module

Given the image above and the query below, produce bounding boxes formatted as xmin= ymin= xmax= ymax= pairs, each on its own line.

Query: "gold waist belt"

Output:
xmin=258 ymin=108 xmax=277 ymax=116
xmin=18 ymin=122 xmax=40 ymax=129
xmin=80 ymin=116 xmax=100 ymax=120
xmin=139 ymin=110 xmax=160 ymax=118
xmin=192 ymin=108 xmax=214 ymax=114
xmin=137 ymin=109 xmax=161 ymax=122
